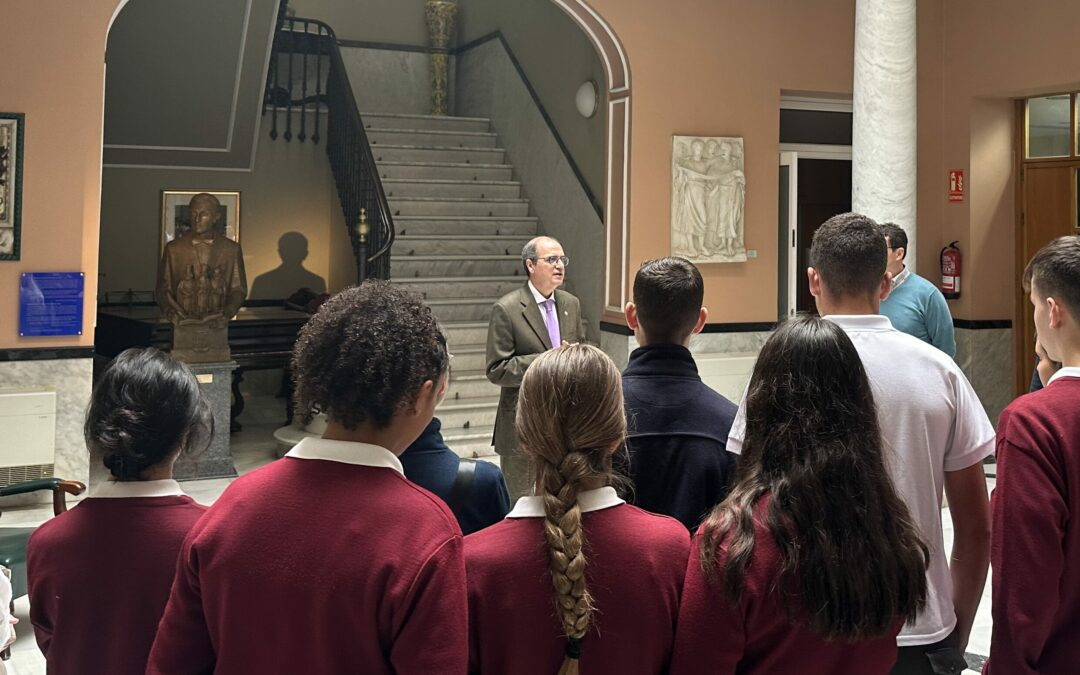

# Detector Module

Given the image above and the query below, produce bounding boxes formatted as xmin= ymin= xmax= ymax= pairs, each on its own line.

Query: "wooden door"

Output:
xmin=1015 ymin=164 xmax=1076 ymax=394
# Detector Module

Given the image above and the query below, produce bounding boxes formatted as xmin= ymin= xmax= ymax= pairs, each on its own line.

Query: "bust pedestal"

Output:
xmin=173 ymin=360 xmax=239 ymax=481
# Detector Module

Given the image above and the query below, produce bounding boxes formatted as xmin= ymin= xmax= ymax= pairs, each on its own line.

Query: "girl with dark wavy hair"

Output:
xmin=465 ymin=344 xmax=689 ymax=674
xmin=27 ymin=347 xmax=211 ymax=675
xmin=671 ymin=315 xmax=929 ymax=674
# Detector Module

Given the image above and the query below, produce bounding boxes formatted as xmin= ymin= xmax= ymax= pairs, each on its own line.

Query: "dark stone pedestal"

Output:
xmin=174 ymin=360 xmax=239 ymax=481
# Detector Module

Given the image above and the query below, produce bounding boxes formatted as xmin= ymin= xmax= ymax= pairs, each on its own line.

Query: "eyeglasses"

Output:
xmin=534 ymin=255 xmax=570 ymax=267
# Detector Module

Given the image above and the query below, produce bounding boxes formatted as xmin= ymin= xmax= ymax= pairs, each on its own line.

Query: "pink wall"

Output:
xmin=0 ymin=1 xmax=120 ymax=349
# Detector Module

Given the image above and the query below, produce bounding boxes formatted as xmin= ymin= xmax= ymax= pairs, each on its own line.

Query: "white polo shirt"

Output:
xmin=727 ymin=314 xmax=995 ymax=646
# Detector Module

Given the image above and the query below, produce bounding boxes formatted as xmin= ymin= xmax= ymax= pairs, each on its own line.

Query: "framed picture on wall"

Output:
xmin=160 ymin=190 xmax=241 ymax=252
xmin=0 ymin=112 xmax=25 ymax=261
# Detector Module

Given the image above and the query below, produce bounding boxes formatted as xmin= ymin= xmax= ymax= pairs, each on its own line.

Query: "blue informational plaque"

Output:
xmin=19 ymin=272 xmax=85 ymax=337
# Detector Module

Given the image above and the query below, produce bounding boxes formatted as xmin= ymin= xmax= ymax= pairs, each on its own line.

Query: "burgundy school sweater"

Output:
xmin=26 ymin=495 xmax=207 ymax=675
xmin=985 ymin=376 xmax=1080 ymax=675
xmin=671 ymin=508 xmax=901 ymax=674
xmin=464 ymin=502 xmax=689 ymax=675
xmin=146 ymin=455 xmax=468 ymax=674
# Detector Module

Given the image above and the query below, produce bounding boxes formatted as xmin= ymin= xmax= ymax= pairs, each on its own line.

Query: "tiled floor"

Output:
xmin=1 ymin=426 xmax=993 ymax=674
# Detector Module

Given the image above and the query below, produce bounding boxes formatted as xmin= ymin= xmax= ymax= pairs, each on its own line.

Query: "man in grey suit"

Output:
xmin=486 ymin=236 xmax=586 ymax=499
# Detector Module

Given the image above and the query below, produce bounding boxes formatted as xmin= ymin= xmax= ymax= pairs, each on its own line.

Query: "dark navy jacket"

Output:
xmin=622 ymin=344 xmax=739 ymax=530
xmin=400 ymin=418 xmax=511 ymax=535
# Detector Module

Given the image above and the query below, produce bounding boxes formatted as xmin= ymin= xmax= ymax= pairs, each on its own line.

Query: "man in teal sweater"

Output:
xmin=879 ymin=223 xmax=956 ymax=357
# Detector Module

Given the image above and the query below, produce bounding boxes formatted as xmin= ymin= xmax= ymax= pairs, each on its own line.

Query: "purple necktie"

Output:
xmin=542 ymin=299 xmax=561 ymax=348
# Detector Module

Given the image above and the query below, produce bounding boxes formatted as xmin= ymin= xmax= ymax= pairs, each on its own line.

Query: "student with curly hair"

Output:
xmin=148 ymin=281 xmax=466 ymax=675
xmin=671 ymin=315 xmax=929 ymax=674
xmin=465 ymin=344 xmax=689 ymax=675
xmin=27 ymin=347 xmax=211 ymax=675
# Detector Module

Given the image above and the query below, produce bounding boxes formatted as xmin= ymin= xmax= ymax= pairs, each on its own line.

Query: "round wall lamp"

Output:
xmin=575 ymin=80 xmax=599 ymax=119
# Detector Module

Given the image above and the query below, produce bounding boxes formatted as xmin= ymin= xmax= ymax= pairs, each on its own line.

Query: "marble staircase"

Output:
xmin=366 ymin=112 xmax=537 ymax=461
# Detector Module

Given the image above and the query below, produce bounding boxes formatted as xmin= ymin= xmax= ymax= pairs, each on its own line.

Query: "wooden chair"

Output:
xmin=0 ymin=478 xmax=86 ymax=598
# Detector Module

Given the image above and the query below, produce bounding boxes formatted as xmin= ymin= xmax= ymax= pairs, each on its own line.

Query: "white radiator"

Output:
xmin=696 ymin=352 xmax=758 ymax=404
xmin=0 ymin=390 xmax=57 ymax=487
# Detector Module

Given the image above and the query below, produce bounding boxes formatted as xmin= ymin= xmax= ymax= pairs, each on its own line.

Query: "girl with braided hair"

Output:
xmin=670 ymin=315 xmax=929 ymax=674
xmin=465 ymin=344 xmax=689 ymax=674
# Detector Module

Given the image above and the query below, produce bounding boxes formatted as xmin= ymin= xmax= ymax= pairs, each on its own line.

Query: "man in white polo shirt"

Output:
xmin=728 ymin=213 xmax=994 ymax=675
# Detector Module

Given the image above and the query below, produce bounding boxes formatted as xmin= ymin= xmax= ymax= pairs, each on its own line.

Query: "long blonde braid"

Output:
xmin=516 ymin=344 xmax=626 ymax=674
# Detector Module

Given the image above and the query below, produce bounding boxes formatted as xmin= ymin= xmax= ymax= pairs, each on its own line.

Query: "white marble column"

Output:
xmin=852 ymin=0 xmax=918 ymax=268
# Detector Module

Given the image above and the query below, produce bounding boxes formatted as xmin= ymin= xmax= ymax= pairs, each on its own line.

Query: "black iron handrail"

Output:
xmin=263 ymin=16 xmax=394 ymax=281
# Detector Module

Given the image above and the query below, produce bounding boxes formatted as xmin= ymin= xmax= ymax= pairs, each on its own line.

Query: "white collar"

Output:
xmin=527 ymin=280 xmax=554 ymax=305
xmin=506 ymin=486 xmax=624 ymax=518
xmin=286 ymin=436 xmax=403 ymax=475
xmin=91 ymin=479 xmax=184 ymax=499
xmin=824 ymin=314 xmax=896 ymax=332
xmin=891 ymin=266 xmax=912 ymax=290
xmin=1048 ymin=366 xmax=1080 ymax=386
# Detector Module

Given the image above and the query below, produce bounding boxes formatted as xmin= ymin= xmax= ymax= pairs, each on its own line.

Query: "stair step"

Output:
xmin=436 ymin=395 xmax=500 ymax=430
xmin=394 ymin=276 xmax=525 ymax=300
xmin=383 ymin=179 xmax=522 ymax=200
xmin=389 ymin=197 xmax=530 ymax=218
xmin=369 ymin=128 xmax=499 ymax=149
xmin=361 ymin=112 xmax=491 ymax=133
xmin=442 ymin=321 xmax=490 ymax=348
xmin=392 ymin=254 xmax=523 ymax=278
xmin=445 ymin=371 xmax=501 ymax=400
xmin=426 ymin=297 xmax=499 ymax=322
xmin=443 ymin=425 xmax=498 ymax=459
xmin=374 ymin=144 xmax=506 ymax=164
xmin=395 ymin=216 xmax=539 ymax=237
xmin=395 ymin=234 xmax=531 ymax=256
xmin=378 ymin=162 xmax=514 ymax=182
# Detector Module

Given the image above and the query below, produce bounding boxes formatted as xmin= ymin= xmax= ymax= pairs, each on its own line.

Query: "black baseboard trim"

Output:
xmin=336 ymin=39 xmax=448 ymax=55
xmin=0 ymin=347 xmax=95 ymax=362
xmin=953 ymin=319 xmax=1012 ymax=330
xmin=600 ymin=321 xmax=777 ymax=335
xmin=599 ymin=321 xmax=632 ymax=335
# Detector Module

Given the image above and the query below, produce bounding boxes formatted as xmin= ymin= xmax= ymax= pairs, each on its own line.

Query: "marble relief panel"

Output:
xmin=0 ymin=358 xmax=92 ymax=507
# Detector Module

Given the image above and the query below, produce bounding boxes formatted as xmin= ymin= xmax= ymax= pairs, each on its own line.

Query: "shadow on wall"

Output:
xmin=249 ymin=231 xmax=327 ymax=300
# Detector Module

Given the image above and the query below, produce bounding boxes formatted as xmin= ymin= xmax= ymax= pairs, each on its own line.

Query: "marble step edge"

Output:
xmin=424 ymin=296 xmax=501 ymax=306
xmin=362 ymin=112 xmax=492 ymax=123
xmin=391 ymin=254 xmax=520 ymax=261
xmin=373 ymin=143 xmax=504 ymax=152
xmin=393 ymin=274 xmax=523 ymax=282
xmin=387 ymin=196 xmax=528 ymax=204
xmin=438 ymin=394 xmax=500 ymax=412
xmin=382 ymin=178 xmax=521 ymax=187
xmin=394 ymin=215 xmax=538 ymax=221
xmin=377 ymin=160 xmax=513 ymax=170
xmin=368 ymin=127 xmax=498 ymax=139
xmin=396 ymin=234 xmax=530 ymax=242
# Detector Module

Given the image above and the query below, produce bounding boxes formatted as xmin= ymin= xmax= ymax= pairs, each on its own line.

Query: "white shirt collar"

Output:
xmin=1048 ymin=366 xmax=1080 ymax=386
xmin=285 ymin=436 xmax=403 ymax=475
xmin=506 ymin=486 xmax=624 ymax=518
xmin=891 ymin=266 xmax=911 ymax=290
xmin=824 ymin=314 xmax=897 ymax=332
xmin=91 ymin=479 xmax=184 ymax=499
xmin=527 ymin=280 xmax=554 ymax=305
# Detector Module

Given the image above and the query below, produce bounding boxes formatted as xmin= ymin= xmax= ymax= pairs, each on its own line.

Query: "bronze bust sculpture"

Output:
xmin=156 ymin=193 xmax=247 ymax=362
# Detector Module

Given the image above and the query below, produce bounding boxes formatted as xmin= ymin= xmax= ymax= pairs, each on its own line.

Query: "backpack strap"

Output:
xmin=446 ymin=459 xmax=478 ymax=515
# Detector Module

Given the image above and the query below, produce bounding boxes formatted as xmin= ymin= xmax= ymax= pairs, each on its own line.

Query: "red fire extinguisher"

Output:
xmin=940 ymin=241 xmax=961 ymax=300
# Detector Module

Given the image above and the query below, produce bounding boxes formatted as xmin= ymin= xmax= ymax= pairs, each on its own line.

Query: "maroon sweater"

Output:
xmin=986 ymin=376 xmax=1080 ymax=675
xmin=26 ymin=495 xmax=207 ymax=675
xmin=465 ymin=503 xmax=689 ymax=674
xmin=672 ymin=511 xmax=901 ymax=674
xmin=147 ymin=456 xmax=468 ymax=674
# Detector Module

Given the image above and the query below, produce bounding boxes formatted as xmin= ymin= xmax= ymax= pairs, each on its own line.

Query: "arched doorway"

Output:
xmin=548 ymin=0 xmax=631 ymax=318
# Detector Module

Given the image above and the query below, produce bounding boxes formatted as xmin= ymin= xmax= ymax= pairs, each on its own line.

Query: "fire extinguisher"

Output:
xmin=940 ymin=241 xmax=961 ymax=300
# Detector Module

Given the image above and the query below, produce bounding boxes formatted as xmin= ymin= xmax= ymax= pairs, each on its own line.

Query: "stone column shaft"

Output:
xmin=852 ymin=0 xmax=918 ymax=268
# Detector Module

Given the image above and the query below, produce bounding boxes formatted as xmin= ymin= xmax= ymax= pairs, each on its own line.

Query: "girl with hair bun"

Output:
xmin=27 ymin=347 xmax=211 ymax=675
xmin=465 ymin=344 xmax=690 ymax=674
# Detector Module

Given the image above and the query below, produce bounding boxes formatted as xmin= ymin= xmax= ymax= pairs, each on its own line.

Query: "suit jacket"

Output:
xmin=485 ymin=284 xmax=585 ymax=454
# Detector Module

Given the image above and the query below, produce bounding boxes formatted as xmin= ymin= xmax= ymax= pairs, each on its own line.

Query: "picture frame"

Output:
xmin=0 ymin=112 xmax=25 ymax=261
xmin=160 ymin=190 xmax=241 ymax=252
